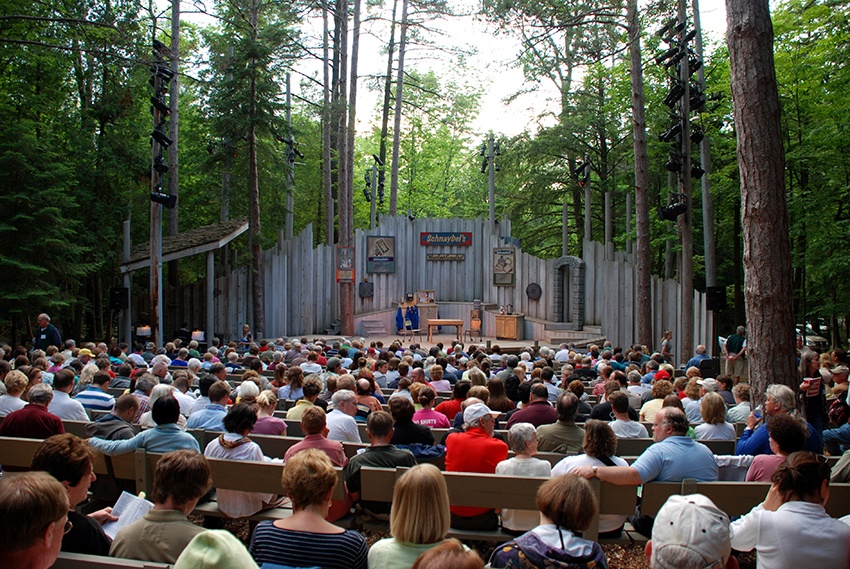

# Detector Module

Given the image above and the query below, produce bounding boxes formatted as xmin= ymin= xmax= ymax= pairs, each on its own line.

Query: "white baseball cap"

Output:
xmin=652 ymin=494 xmax=731 ymax=569
xmin=463 ymin=402 xmax=500 ymax=425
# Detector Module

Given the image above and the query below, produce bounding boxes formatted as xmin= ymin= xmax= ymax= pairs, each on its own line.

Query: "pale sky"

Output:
xmin=179 ymin=1 xmax=729 ymax=139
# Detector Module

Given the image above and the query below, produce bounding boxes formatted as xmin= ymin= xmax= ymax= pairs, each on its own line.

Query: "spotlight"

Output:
xmin=655 ymin=46 xmax=679 ymax=65
xmin=691 ymin=127 xmax=704 ymax=144
xmin=689 ymin=58 xmax=703 ymax=74
xmin=655 ymin=19 xmax=678 ymax=38
xmin=407 ymin=210 xmax=415 ymax=221
xmin=663 ymin=50 xmax=687 ymax=69
xmin=658 ymin=201 xmax=688 ymax=221
xmin=663 ymin=83 xmax=685 ymax=107
xmin=659 ymin=123 xmax=682 ymax=143
xmin=363 ymin=186 xmax=371 ymax=202
xmin=479 ymin=143 xmax=487 ymax=156
xmin=372 ymin=154 xmax=384 ymax=166
xmin=494 ymin=141 xmax=501 ymax=156
xmin=155 ymin=66 xmax=174 ymax=81
xmin=364 ymin=171 xmax=371 ymax=187
xmin=153 ymin=155 xmax=169 ymax=174
xmin=151 ymin=129 xmax=172 ymax=147
xmin=665 ymin=154 xmax=682 ymax=172
xmin=150 ymin=189 xmax=177 ymax=209
xmin=150 ymin=96 xmax=170 ymax=114
xmin=683 ymin=29 xmax=697 ymax=43
xmin=691 ymin=163 xmax=705 ymax=178
xmin=689 ymin=92 xmax=706 ymax=110
xmin=481 ymin=158 xmax=488 ymax=174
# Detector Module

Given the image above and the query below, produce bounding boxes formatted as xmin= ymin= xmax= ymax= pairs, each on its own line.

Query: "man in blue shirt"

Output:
xmin=89 ymin=396 xmax=199 ymax=455
xmin=736 ymin=383 xmax=821 ymax=455
xmin=185 ymin=381 xmax=229 ymax=432
xmin=573 ymin=407 xmax=718 ymax=484
xmin=685 ymin=344 xmax=712 ymax=370
xmin=74 ymin=371 xmax=115 ymax=413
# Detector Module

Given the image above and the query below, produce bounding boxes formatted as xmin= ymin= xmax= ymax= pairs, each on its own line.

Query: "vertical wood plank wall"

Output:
xmin=155 ymin=216 xmax=706 ymax=355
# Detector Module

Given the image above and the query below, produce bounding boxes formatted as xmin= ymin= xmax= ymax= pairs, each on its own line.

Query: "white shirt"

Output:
xmin=495 ymin=457 xmax=552 ymax=531
xmin=326 ymin=409 xmax=361 ymax=443
xmin=552 ymin=454 xmax=629 ymax=533
xmin=300 ymin=362 xmax=322 ymax=374
xmin=189 ymin=396 xmax=210 ymax=416
xmin=0 ymin=395 xmax=26 ymax=417
xmin=48 ymin=390 xmax=89 ymax=421
xmin=127 ymin=353 xmax=148 ymax=369
xmin=172 ymin=389 xmax=197 ymax=416
xmin=610 ymin=419 xmax=648 ymax=439
xmin=204 ymin=433 xmax=276 ymax=517
xmin=554 ymin=349 xmax=571 ymax=362
xmin=694 ymin=422 xmax=736 ymax=441
xmin=731 ymin=501 xmax=850 ymax=569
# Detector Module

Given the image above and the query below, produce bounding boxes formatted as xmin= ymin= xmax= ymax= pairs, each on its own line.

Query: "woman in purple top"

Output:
xmin=252 ymin=390 xmax=287 ymax=436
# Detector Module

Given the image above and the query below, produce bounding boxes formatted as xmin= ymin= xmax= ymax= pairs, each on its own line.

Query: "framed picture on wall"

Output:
xmin=493 ymin=246 xmax=516 ymax=286
xmin=366 ymin=236 xmax=395 ymax=274
xmin=336 ymin=246 xmax=355 ymax=283
xmin=417 ymin=290 xmax=436 ymax=304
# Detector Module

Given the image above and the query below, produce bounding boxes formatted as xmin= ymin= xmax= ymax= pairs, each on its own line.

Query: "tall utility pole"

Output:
xmin=677 ymin=0 xmax=694 ymax=366
xmin=692 ymin=0 xmax=716 ymax=288
xmin=487 ymin=133 xmax=496 ymax=231
xmin=284 ymin=73 xmax=294 ymax=239
xmin=167 ymin=0 xmax=180 ymax=289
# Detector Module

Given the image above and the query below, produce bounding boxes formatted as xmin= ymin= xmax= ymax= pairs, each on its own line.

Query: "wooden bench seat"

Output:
xmin=53 ymin=552 xmax=170 ymax=569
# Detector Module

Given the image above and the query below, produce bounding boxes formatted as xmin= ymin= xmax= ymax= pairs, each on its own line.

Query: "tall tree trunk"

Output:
xmin=167 ymin=0 xmax=180 ymax=287
xmin=379 ymin=0 xmax=398 ymax=210
xmin=628 ymin=0 xmax=652 ymax=348
xmin=248 ymin=0 xmax=264 ymax=338
xmin=322 ymin=2 xmax=333 ymax=245
xmin=726 ymin=0 xmax=796 ymax=402
xmin=389 ymin=0 xmax=409 ymax=215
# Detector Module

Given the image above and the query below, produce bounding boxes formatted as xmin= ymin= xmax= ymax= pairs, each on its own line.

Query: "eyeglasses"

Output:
xmin=64 ymin=520 xmax=73 ymax=534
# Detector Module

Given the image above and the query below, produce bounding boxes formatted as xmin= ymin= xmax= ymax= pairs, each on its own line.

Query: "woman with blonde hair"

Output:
xmin=694 ymin=392 xmax=736 ymax=440
xmin=368 ymin=464 xmax=452 ymax=569
xmin=250 ymin=449 xmax=367 ymax=568
xmin=0 ymin=369 xmax=28 ymax=416
xmin=252 ymin=390 xmax=287 ymax=435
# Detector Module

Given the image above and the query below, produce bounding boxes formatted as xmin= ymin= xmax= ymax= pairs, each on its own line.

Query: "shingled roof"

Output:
xmin=120 ymin=218 xmax=249 ymax=273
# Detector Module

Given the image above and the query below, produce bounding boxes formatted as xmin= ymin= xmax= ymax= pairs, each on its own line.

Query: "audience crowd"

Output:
xmin=1 ymin=316 xmax=850 ymax=568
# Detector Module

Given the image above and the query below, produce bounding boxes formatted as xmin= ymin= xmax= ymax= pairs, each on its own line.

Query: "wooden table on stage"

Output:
xmin=426 ymin=319 xmax=464 ymax=343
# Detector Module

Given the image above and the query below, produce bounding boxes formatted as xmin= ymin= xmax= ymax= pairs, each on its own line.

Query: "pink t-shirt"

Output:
xmin=746 ymin=454 xmax=786 ymax=482
xmin=413 ymin=408 xmax=451 ymax=429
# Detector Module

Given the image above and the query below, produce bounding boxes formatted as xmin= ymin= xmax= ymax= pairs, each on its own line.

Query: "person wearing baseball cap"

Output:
xmin=824 ymin=364 xmax=850 ymax=455
xmin=685 ymin=377 xmax=718 ymax=424
xmin=648 ymin=493 xmax=737 ymax=569
xmin=444 ymin=402 xmax=507 ymax=531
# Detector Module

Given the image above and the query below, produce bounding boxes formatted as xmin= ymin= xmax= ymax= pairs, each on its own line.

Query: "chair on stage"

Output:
xmin=401 ymin=318 xmax=423 ymax=342
xmin=465 ymin=312 xmax=482 ymax=342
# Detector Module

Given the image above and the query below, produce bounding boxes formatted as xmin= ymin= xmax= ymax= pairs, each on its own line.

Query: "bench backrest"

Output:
xmin=52 ymin=552 xmax=170 ymax=569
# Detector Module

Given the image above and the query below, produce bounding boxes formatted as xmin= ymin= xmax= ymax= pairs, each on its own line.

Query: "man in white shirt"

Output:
xmin=554 ymin=343 xmax=571 ymax=362
xmin=608 ymin=392 xmax=648 ymax=438
xmin=47 ymin=369 xmax=89 ymax=421
xmin=326 ymin=389 xmax=361 ymax=443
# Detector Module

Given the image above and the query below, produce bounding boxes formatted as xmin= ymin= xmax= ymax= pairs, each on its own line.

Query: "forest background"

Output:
xmin=0 ymin=0 xmax=846 ymax=348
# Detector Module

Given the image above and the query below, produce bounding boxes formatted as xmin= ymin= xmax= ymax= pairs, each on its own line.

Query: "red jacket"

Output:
xmin=445 ymin=427 xmax=508 ymax=517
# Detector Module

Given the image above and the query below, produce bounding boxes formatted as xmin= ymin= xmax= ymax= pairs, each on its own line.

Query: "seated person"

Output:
xmin=389 ymin=396 xmax=435 ymax=446
xmin=139 ymin=384 xmax=188 ymax=430
xmin=203 ymin=403 xmax=285 ymax=518
xmin=250 ymin=449 xmax=368 ymax=569
xmin=745 ymin=414 xmax=808 ymax=482
xmin=411 ymin=538 xmax=484 ymax=569
xmin=31 ymin=434 xmax=117 ymax=555
xmin=85 ymin=393 xmax=139 ymax=440
xmin=0 ymin=471 xmax=70 ymax=569
xmin=368 ymin=464 xmax=453 ymax=568
xmin=489 ymin=474 xmax=608 ymax=568
xmin=731 ymin=451 xmax=850 ymax=568
xmin=648 ymin=494 xmax=737 ymax=569
xmin=0 ymin=383 xmax=64 ymax=439
xmin=89 ymin=395 xmax=201 ymax=455
xmin=174 ymin=529 xmax=260 ymax=569
xmin=495 ymin=423 xmax=552 ymax=533
xmin=186 ymin=381 xmax=229 ymax=431
xmin=344 ymin=410 xmax=418 ymax=517
xmin=110 ymin=450 xmax=211 ymax=563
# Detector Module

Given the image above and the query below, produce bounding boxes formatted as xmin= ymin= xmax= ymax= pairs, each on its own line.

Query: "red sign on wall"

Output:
xmin=420 ymin=232 xmax=473 ymax=246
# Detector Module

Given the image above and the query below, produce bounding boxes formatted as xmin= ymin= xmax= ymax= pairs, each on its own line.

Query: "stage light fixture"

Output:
xmin=691 ymin=163 xmax=705 ymax=179
xmin=663 ymin=83 xmax=686 ymax=107
xmin=150 ymin=96 xmax=170 ymax=114
xmin=691 ymin=127 xmax=704 ymax=144
xmin=151 ymin=128 xmax=172 ymax=147
xmin=658 ymin=200 xmax=688 ymax=221
xmin=153 ymin=155 xmax=169 ymax=174
xmin=665 ymin=154 xmax=682 ymax=172
xmin=150 ymin=189 xmax=177 ymax=209
xmin=659 ymin=123 xmax=682 ymax=143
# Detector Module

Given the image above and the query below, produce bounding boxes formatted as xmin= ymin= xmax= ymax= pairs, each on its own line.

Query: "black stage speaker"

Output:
xmin=110 ymin=286 xmax=130 ymax=310
xmin=706 ymin=286 xmax=727 ymax=312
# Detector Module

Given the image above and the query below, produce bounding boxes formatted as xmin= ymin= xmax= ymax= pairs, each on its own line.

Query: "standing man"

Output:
xmin=724 ymin=326 xmax=747 ymax=383
xmin=34 ymin=313 xmax=62 ymax=351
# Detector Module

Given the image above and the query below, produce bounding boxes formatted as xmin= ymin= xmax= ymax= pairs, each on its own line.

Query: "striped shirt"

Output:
xmin=249 ymin=522 xmax=367 ymax=569
xmin=74 ymin=386 xmax=115 ymax=413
